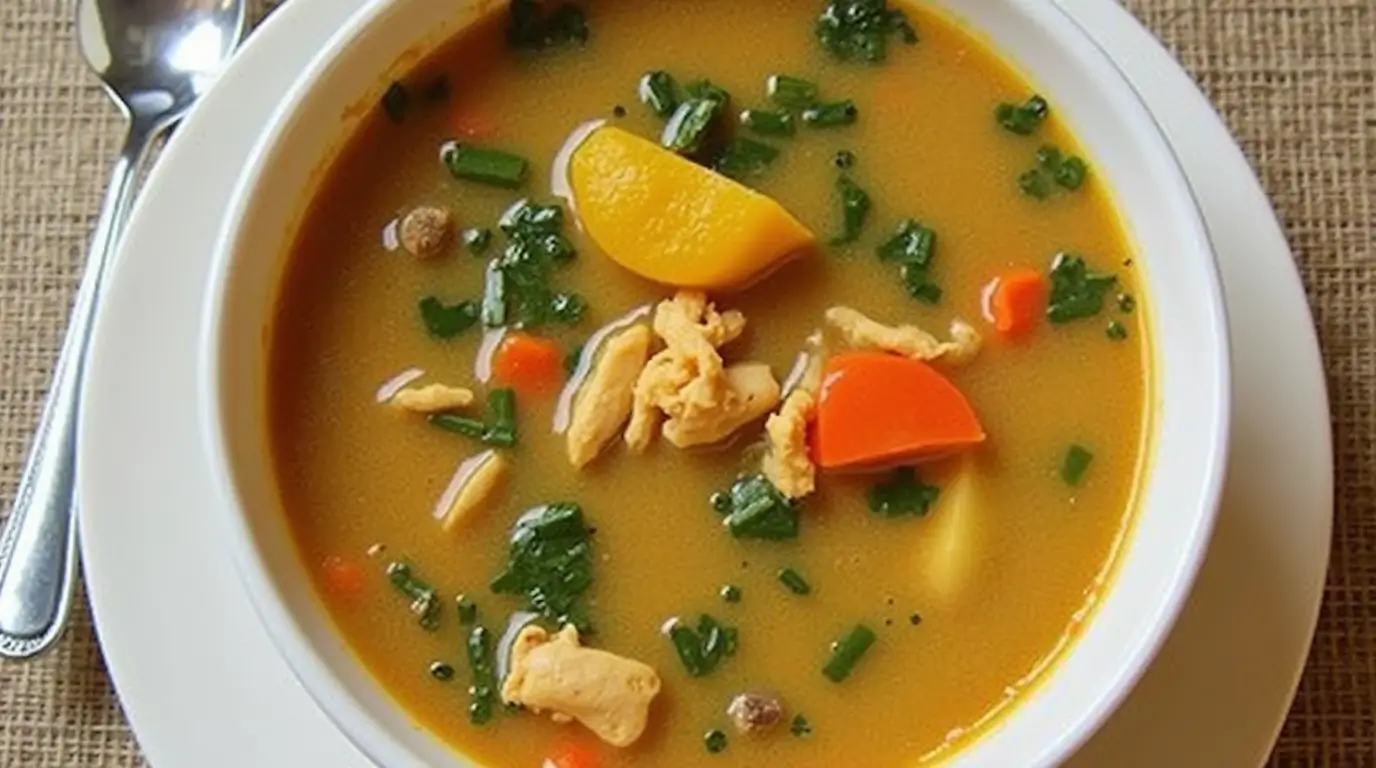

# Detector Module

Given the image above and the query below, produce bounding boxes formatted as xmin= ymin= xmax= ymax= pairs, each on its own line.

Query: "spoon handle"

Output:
xmin=0 ymin=119 xmax=161 ymax=658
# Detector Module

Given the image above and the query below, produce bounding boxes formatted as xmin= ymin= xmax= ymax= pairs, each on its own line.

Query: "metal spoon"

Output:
xmin=0 ymin=0 xmax=246 ymax=658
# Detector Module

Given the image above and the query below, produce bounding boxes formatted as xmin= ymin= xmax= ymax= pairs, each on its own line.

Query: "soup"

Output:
xmin=268 ymin=0 xmax=1149 ymax=765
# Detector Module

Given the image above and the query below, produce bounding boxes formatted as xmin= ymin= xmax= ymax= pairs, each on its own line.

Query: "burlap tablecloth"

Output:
xmin=0 ymin=0 xmax=1371 ymax=765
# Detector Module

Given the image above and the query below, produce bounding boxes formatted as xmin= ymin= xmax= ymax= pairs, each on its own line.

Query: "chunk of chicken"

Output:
xmin=390 ymin=383 xmax=475 ymax=413
xmin=399 ymin=205 xmax=453 ymax=257
xmin=825 ymin=306 xmax=982 ymax=364
xmin=439 ymin=450 xmax=509 ymax=532
xmin=662 ymin=363 xmax=781 ymax=448
xmin=501 ymin=625 xmax=661 ymax=747
xmin=625 ymin=291 xmax=776 ymax=451
xmin=762 ymin=388 xmax=816 ymax=499
xmin=566 ymin=325 xmax=652 ymax=468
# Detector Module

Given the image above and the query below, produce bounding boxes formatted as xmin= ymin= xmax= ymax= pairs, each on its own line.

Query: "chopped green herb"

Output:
xmin=563 ymin=344 xmax=584 ymax=375
xmin=662 ymin=98 xmax=724 ymax=156
xmin=685 ymin=78 xmax=731 ymax=105
xmin=720 ymin=584 xmax=742 ymax=603
xmin=428 ymin=413 xmax=487 ymax=438
xmin=822 ymin=623 xmax=877 ymax=682
xmin=418 ymin=297 xmax=479 ymax=339
xmin=714 ymin=137 xmax=780 ymax=181
xmin=1047 ymin=253 xmax=1117 ymax=323
xmin=877 ymin=219 xmax=941 ymax=304
xmin=508 ymin=0 xmax=589 ymax=51
xmin=791 ymin=714 xmax=813 ymax=737
xmin=833 ymin=149 xmax=857 ymax=169
xmin=1019 ymin=169 xmax=1050 ymax=199
xmin=1107 ymin=320 xmax=1129 ymax=341
xmin=778 ymin=568 xmax=812 ymax=595
xmin=481 ymin=388 xmax=518 ymax=447
xmin=547 ymin=292 xmax=587 ymax=324
xmin=829 ymin=175 xmax=871 ymax=246
xmin=385 ymin=562 xmax=441 ymax=631
xmin=1062 ymin=444 xmax=1094 ymax=485
xmin=440 ymin=142 xmax=528 ymax=189
xmin=429 ymin=661 xmax=455 ymax=681
xmin=638 ymin=70 xmax=679 ymax=117
xmin=995 ymin=95 xmax=1050 ymax=135
xmin=714 ymin=474 xmax=800 ymax=541
xmin=466 ymin=625 xmax=499 ymax=724
xmin=1036 ymin=145 xmax=1063 ymax=170
xmin=766 ymin=74 xmax=819 ymax=108
xmin=1054 ymin=155 xmax=1089 ymax=189
xmin=1116 ymin=293 xmax=1137 ymax=314
xmin=802 ymin=99 xmax=858 ymax=128
xmin=462 ymin=227 xmax=493 ymax=255
xmin=867 ymin=468 xmax=940 ymax=517
xmin=490 ymin=503 xmax=595 ymax=631
xmin=704 ymin=729 xmax=729 ymax=753
xmin=816 ymin=0 xmax=917 ymax=64
xmin=484 ymin=199 xmax=585 ymax=328
xmin=668 ymin=614 xmax=739 ymax=677
xmin=456 ymin=595 xmax=479 ymax=626
xmin=740 ymin=108 xmax=796 ymax=137
xmin=380 ymin=82 xmax=409 ymax=123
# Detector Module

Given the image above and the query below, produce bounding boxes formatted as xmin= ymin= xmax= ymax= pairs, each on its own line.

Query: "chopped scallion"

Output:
xmin=662 ymin=98 xmax=722 ymax=156
xmin=704 ymin=729 xmax=728 ymax=753
xmin=1047 ymin=253 xmax=1117 ymax=323
xmin=720 ymin=584 xmax=742 ymax=603
xmin=428 ymin=414 xmax=486 ymax=439
xmin=440 ymin=142 xmax=528 ymax=189
xmin=428 ymin=661 xmax=454 ymax=681
xmin=829 ymin=175 xmax=871 ymax=246
xmin=833 ymin=149 xmax=857 ymax=169
xmin=822 ymin=624 xmax=877 ymax=682
xmin=482 ymin=388 xmax=517 ymax=447
xmin=1062 ymin=444 xmax=1094 ymax=485
xmin=638 ymin=70 xmax=679 ymax=117
xmin=816 ymin=0 xmax=917 ymax=63
xmin=1107 ymin=321 xmax=1129 ymax=341
xmin=867 ymin=468 xmax=939 ymax=517
xmin=740 ymin=108 xmax=796 ymax=137
xmin=766 ymin=74 xmax=819 ymax=108
xmin=714 ymin=137 xmax=780 ymax=181
xmin=778 ymin=568 xmax=812 ymax=595
xmin=791 ymin=714 xmax=812 ymax=737
xmin=462 ymin=227 xmax=493 ymax=255
xmin=466 ymin=625 xmax=498 ymax=724
xmin=1019 ymin=169 xmax=1050 ymax=199
xmin=385 ymin=562 xmax=441 ymax=631
xmin=418 ymin=296 xmax=479 ymax=339
xmin=802 ymin=99 xmax=858 ymax=128
xmin=456 ymin=595 xmax=479 ymax=626
xmin=995 ymin=95 xmax=1050 ymax=135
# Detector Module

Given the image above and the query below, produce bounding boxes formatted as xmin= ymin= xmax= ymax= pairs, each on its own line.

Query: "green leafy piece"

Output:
xmin=481 ymin=388 xmax=518 ymax=447
xmin=829 ymin=175 xmax=872 ymax=246
xmin=490 ymin=503 xmax=595 ymax=631
xmin=714 ymin=474 xmax=800 ymax=541
xmin=1036 ymin=145 xmax=1063 ymax=170
xmin=1116 ymin=293 xmax=1137 ymax=314
xmin=1047 ymin=253 xmax=1117 ymax=323
xmin=456 ymin=595 xmax=479 ymax=626
xmin=466 ymin=625 xmax=499 ymax=724
xmin=714 ymin=137 xmax=780 ymax=181
xmin=440 ymin=141 xmax=529 ymax=189
xmin=816 ymin=0 xmax=918 ymax=64
xmin=1106 ymin=321 xmax=1129 ymax=341
xmin=508 ymin=0 xmax=589 ymax=51
xmin=801 ymin=99 xmax=858 ymax=128
xmin=867 ymin=468 xmax=940 ymax=517
xmin=740 ymin=108 xmax=796 ymax=137
xmin=462 ymin=227 xmax=493 ymax=255
xmin=704 ymin=729 xmax=729 ymax=753
xmin=904 ymin=271 xmax=943 ymax=305
xmin=995 ymin=95 xmax=1050 ymax=135
xmin=418 ymin=296 xmax=479 ymax=339
xmin=833 ymin=149 xmax=857 ymax=169
xmin=822 ymin=624 xmax=877 ymax=682
xmin=1062 ymin=444 xmax=1094 ymax=486
xmin=638 ymin=70 xmax=679 ymax=117
xmin=1054 ymin=156 xmax=1089 ymax=189
xmin=385 ymin=562 xmax=442 ymax=631
xmin=662 ymin=98 xmax=723 ymax=156
xmin=380 ymin=82 xmax=410 ymax=123
xmin=684 ymin=78 xmax=731 ymax=105
xmin=777 ymin=568 xmax=812 ymax=595
xmin=429 ymin=413 xmax=487 ymax=439
xmin=1019 ymin=168 xmax=1050 ymax=199
xmin=667 ymin=613 xmax=738 ymax=677
xmin=791 ymin=714 xmax=812 ymax=737
xmin=877 ymin=219 xmax=940 ymax=304
xmin=766 ymin=74 xmax=819 ymax=108
xmin=483 ymin=199 xmax=585 ymax=329
xmin=720 ymin=584 xmax=742 ymax=603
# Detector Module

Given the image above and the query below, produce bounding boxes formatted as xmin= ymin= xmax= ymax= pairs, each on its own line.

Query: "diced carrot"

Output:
xmin=814 ymin=352 xmax=985 ymax=470
xmin=493 ymin=333 xmax=564 ymax=396
xmin=544 ymin=739 xmax=602 ymax=768
xmin=988 ymin=268 xmax=1048 ymax=339
xmin=321 ymin=556 xmax=365 ymax=600
xmin=452 ymin=105 xmax=497 ymax=140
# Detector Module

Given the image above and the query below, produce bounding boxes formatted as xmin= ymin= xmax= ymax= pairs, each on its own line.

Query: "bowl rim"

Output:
xmin=198 ymin=0 xmax=1231 ymax=765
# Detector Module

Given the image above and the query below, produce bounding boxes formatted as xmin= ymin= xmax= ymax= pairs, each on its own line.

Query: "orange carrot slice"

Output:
xmin=321 ymin=556 xmax=364 ymax=601
xmin=989 ymin=268 xmax=1048 ymax=339
xmin=814 ymin=352 xmax=985 ymax=470
xmin=545 ymin=739 xmax=602 ymax=768
xmin=493 ymin=333 xmax=564 ymax=396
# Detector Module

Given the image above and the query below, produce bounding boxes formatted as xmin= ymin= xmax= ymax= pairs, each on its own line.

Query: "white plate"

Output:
xmin=77 ymin=0 xmax=1332 ymax=765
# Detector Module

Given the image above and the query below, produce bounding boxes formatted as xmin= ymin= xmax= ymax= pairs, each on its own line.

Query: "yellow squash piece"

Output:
xmin=568 ymin=126 xmax=815 ymax=289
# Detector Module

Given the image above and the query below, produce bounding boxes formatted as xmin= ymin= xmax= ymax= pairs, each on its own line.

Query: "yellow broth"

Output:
xmin=268 ymin=1 xmax=1149 ymax=765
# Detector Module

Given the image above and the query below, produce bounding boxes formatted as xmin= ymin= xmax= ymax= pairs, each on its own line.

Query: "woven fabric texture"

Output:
xmin=0 ymin=0 xmax=1371 ymax=765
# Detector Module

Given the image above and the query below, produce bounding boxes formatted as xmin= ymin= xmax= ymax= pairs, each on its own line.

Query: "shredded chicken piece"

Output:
xmin=625 ymin=291 xmax=778 ymax=451
xmin=762 ymin=388 xmax=816 ymax=499
xmin=440 ymin=450 xmax=509 ymax=532
xmin=566 ymin=325 xmax=652 ymax=468
xmin=390 ymin=383 xmax=475 ymax=413
xmin=825 ymin=306 xmax=982 ymax=364
xmin=501 ymin=625 xmax=661 ymax=747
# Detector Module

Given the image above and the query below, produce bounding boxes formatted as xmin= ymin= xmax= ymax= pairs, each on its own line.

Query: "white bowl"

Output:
xmin=200 ymin=0 xmax=1230 ymax=765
